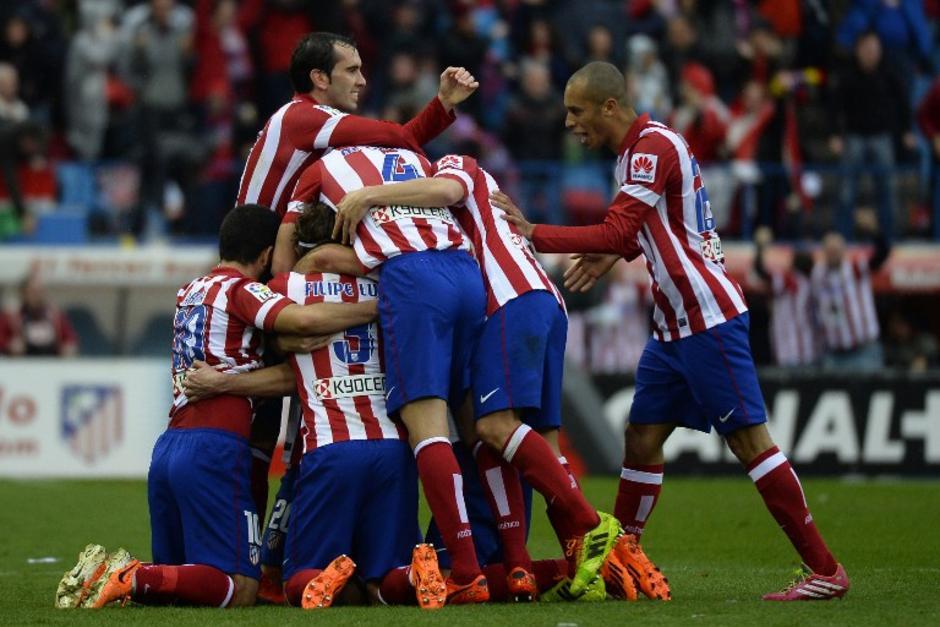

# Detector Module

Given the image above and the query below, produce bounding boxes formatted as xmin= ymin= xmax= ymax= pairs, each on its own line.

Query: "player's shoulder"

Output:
xmin=233 ymin=277 xmax=281 ymax=306
xmin=632 ymin=121 xmax=684 ymax=157
xmin=267 ymin=272 xmax=291 ymax=295
xmin=435 ymin=154 xmax=477 ymax=173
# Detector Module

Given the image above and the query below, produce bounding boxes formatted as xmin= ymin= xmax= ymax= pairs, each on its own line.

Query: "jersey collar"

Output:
xmin=618 ymin=113 xmax=650 ymax=154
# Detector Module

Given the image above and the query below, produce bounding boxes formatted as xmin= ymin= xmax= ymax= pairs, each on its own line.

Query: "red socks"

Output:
xmin=133 ymin=564 xmax=235 ymax=607
xmin=284 ymin=569 xmax=321 ymax=607
xmin=613 ymin=463 xmax=664 ymax=537
xmin=414 ymin=437 xmax=481 ymax=584
xmin=747 ymin=447 xmax=838 ymax=576
xmin=503 ymin=425 xmax=599 ymax=537
xmin=377 ymin=566 xmax=416 ymax=605
xmin=472 ymin=442 xmax=532 ymax=572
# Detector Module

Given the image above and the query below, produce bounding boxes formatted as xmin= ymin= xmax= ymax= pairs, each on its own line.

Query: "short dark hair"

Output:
xmin=567 ymin=61 xmax=628 ymax=106
xmin=219 ymin=204 xmax=281 ymax=264
xmin=294 ymin=202 xmax=337 ymax=252
xmin=289 ymin=32 xmax=357 ymax=93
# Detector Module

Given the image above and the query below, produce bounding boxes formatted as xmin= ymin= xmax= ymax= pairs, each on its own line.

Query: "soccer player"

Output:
xmin=56 ymin=205 xmax=377 ymax=609
xmin=332 ymin=154 xmax=629 ymax=599
xmin=496 ymin=61 xmax=849 ymax=601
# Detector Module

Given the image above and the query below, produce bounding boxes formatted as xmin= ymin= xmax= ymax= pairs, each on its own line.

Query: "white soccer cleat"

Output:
xmin=80 ymin=547 xmax=138 ymax=608
xmin=55 ymin=544 xmax=109 ymax=609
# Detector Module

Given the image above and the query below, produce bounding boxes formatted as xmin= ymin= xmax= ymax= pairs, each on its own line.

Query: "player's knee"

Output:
xmin=725 ymin=423 xmax=775 ymax=465
xmin=623 ymin=423 xmax=665 ymax=464
xmin=475 ymin=411 xmax=519 ymax=449
xmin=229 ymin=575 xmax=258 ymax=607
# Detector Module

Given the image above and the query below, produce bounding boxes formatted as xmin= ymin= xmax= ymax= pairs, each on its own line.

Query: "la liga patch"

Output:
xmin=630 ymin=152 xmax=658 ymax=183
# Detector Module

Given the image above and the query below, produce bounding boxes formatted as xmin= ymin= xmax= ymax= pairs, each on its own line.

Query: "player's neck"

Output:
xmin=606 ymin=109 xmax=638 ymax=153
xmin=217 ymin=260 xmax=259 ymax=280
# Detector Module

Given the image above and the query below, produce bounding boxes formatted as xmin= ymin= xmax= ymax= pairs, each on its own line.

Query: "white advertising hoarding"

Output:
xmin=0 ymin=359 xmax=170 ymax=478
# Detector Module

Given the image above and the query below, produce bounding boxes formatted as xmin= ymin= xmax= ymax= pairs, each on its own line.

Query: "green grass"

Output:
xmin=1 ymin=476 xmax=938 ymax=625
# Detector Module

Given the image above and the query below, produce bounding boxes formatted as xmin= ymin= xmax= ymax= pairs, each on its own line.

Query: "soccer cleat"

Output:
xmin=82 ymin=549 xmax=140 ymax=608
xmin=257 ymin=567 xmax=286 ymax=605
xmin=600 ymin=546 xmax=638 ymax=601
xmin=55 ymin=544 xmax=109 ymax=609
xmin=569 ymin=511 xmax=621 ymax=596
xmin=301 ymin=555 xmax=356 ymax=609
xmin=541 ymin=576 xmax=606 ymax=603
xmin=762 ymin=563 xmax=849 ymax=601
xmin=445 ymin=573 xmax=490 ymax=604
xmin=506 ymin=567 xmax=538 ymax=602
xmin=409 ymin=544 xmax=446 ymax=610
xmin=609 ymin=533 xmax=670 ymax=600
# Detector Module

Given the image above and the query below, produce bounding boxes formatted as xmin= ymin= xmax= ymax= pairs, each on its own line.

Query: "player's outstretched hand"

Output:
xmin=490 ymin=190 xmax=535 ymax=239
xmin=276 ymin=333 xmax=333 ymax=354
xmin=564 ymin=253 xmax=620 ymax=292
xmin=333 ymin=188 xmax=373 ymax=245
xmin=438 ymin=67 xmax=479 ymax=110
xmin=181 ymin=360 xmax=227 ymax=402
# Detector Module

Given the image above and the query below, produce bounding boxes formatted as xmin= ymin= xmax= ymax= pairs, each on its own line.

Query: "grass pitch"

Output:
xmin=0 ymin=476 xmax=937 ymax=626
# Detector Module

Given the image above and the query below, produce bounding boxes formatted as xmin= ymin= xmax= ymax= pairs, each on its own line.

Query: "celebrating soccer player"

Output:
xmin=495 ymin=61 xmax=849 ymax=601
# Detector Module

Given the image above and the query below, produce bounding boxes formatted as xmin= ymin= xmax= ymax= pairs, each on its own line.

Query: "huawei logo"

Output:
xmin=633 ymin=155 xmax=654 ymax=173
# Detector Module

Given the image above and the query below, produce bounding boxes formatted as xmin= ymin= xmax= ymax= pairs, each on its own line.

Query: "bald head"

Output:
xmin=567 ymin=61 xmax=627 ymax=107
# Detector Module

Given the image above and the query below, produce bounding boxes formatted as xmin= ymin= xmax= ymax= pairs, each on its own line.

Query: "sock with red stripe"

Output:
xmin=414 ymin=437 xmax=481 ymax=584
xmin=503 ymin=425 xmax=600 ymax=537
xmin=481 ymin=558 xmax=569 ymax=601
xmin=377 ymin=566 xmax=416 ymax=605
xmin=613 ymin=463 xmax=664 ymax=537
xmin=747 ymin=446 xmax=838 ymax=576
xmin=284 ymin=569 xmax=321 ymax=607
xmin=133 ymin=564 xmax=234 ymax=607
xmin=472 ymin=441 xmax=532 ymax=572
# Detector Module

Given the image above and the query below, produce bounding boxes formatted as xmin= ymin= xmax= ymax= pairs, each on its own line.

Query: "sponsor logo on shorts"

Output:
xmin=370 ymin=205 xmax=455 ymax=226
xmin=314 ymin=374 xmax=386 ymax=400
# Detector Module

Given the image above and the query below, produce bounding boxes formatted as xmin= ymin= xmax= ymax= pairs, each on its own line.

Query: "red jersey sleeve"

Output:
xmin=531 ymin=192 xmax=651 ymax=258
xmin=619 ymin=133 xmax=680 ymax=206
xmin=282 ymin=102 xmax=424 ymax=153
xmin=432 ymin=154 xmax=479 ymax=203
xmin=227 ymin=280 xmax=292 ymax=331
xmin=267 ymin=273 xmax=290 ymax=297
xmin=284 ymin=164 xmax=323 ymax=224
xmin=404 ymin=96 xmax=457 ymax=146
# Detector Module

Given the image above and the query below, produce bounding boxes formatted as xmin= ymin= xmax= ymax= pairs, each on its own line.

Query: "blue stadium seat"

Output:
xmin=55 ymin=162 xmax=97 ymax=214
xmin=32 ymin=211 xmax=88 ymax=244
xmin=131 ymin=313 xmax=174 ymax=356
xmin=64 ymin=306 xmax=114 ymax=356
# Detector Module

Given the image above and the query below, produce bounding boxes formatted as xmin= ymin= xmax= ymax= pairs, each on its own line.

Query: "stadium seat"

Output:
xmin=64 ymin=306 xmax=114 ymax=356
xmin=130 ymin=313 xmax=174 ymax=356
xmin=55 ymin=162 xmax=97 ymax=214
xmin=32 ymin=211 xmax=88 ymax=244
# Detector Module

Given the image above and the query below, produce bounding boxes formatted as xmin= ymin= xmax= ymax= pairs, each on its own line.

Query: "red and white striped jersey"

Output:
xmin=433 ymin=155 xmax=564 ymax=316
xmin=169 ymin=267 xmax=291 ymax=437
xmin=769 ymin=271 xmax=821 ymax=366
xmin=286 ymin=146 xmax=471 ymax=269
xmin=531 ymin=114 xmax=747 ymax=341
xmin=811 ymin=259 xmax=880 ymax=351
xmin=236 ymin=94 xmax=453 ymax=217
xmin=268 ymin=271 xmax=405 ymax=452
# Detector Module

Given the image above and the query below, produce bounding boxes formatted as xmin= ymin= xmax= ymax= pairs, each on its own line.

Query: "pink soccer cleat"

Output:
xmin=763 ymin=563 xmax=849 ymax=601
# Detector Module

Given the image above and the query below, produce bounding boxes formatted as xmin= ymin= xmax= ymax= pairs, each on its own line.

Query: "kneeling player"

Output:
xmin=55 ymin=205 xmax=376 ymax=609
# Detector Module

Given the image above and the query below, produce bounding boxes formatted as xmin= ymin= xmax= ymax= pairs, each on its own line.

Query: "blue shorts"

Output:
xmin=148 ymin=428 xmax=261 ymax=578
xmin=260 ymin=464 xmax=299 ymax=569
xmin=284 ymin=439 xmax=421 ymax=582
xmin=378 ymin=250 xmax=486 ymax=415
xmin=426 ymin=442 xmax=533 ymax=569
xmin=472 ymin=290 xmax=566 ymax=429
xmin=630 ymin=313 xmax=767 ymax=436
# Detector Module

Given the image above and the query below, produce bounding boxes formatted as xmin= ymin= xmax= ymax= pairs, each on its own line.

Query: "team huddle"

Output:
xmin=55 ymin=31 xmax=849 ymax=611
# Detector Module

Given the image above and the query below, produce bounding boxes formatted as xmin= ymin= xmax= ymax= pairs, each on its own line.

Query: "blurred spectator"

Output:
xmin=753 ymin=226 xmax=820 ymax=366
xmin=437 ymin=7 xmax=487 ymax=118
xmin=829 ymin=33 xmax=915 ymax=242
xmin=884 ymin=309 xmax=939 ymax=372
xmin=584 ymin=24 xmax=618 ymax=66
xmin=0 ymin=7 xmax=64 ymax=124
xmin=383 ymin=50 xmax=438 ymax=121
xmin=503 ymin=60 xmax=566 ymax=224
xmin=2 ymin=274 xmax=78 ymax=357
xmin=65 ymin=0 xmax=120 ymax=161
xmin=0 ymin=61 xmax=27 ymax=123
xmin=836 ymin=0 xmax=933 ymax=78
xmin=190 ymin=0 xmax=252 ymax=110
xmin=918 ymin=78 xmax=940 ymax=238
xmin=811 ymin=210 xmax=890 ymax=372
xmin=625 ymin=34 xmax=671 ymax=121
xmin=514 ymin=17 xmax=569 ymax=90
xmin=661 ymin=14 xmax=704 ymax=100
xmin=0 ymin=61 xmax=29 ymax=239
xmin=670 ymin=62 xmax=728 ymax=164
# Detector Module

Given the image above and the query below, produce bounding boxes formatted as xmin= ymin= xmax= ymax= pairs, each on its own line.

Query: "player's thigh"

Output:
xmin=450 ymin=257 xmax=487 ymax=407
xmin=283 ymin=444 xmax=365 ymax=580
xmin=168 ymin=429 xmax=261 ymax=579
xmin=529 ymin=298 xmax=568 ymax=431
xmin=354 ymin=441 xmax=422 ymax=582
xmin=472 ymin=291 xmax=556 ymax=420
xmin=629 ymin=337 xmax=699 ymax=429
xmin=147 ymin=431 xmax=185 ymax=566
xmin=678 ymin=313 xmax=767 ymax=436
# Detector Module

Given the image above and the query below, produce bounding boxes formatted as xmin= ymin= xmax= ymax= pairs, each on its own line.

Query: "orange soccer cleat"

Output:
xmin=609 ymin=534 xmax=670 ymax=600
xmin=83 ymin=549 xmax=141 ymax=609
xmin=409 ymin=544 xmax=446 ymax=610
xmin=301 ymin=555 xmax=357 ymax=609
xmin=445 ymin=573 xmax=490 ymax=605
xmin=600 ymin=547 xmax=638 ymax=601
xmin=506 ymin=567 xmax=538 ymax=602
xmin=763 ymin=563 xmax=849 ymax=601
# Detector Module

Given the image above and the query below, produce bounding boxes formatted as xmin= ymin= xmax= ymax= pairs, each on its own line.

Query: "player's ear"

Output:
xmin=601 ymin=97 xmax=617 ymax=117
xmin=310 ymin=68 xmax=331 ymax=92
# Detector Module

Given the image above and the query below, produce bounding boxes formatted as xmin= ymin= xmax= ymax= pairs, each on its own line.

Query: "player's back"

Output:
xmin=433 ymin=155 xmax=563 ymax=316
xmin=269 ymin=270 xmax=404 ymax=451
xmin=315 ymin=146 xmax=471 ymax=269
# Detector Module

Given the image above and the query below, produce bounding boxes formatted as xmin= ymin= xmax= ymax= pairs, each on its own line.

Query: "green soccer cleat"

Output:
xmin=541 ymin=576 xmax=606 ymax=603
xmin=569 ymin=511 xmax=622 ymax=596
xmin=80 ymin=548 xmax=139 ymax=608
xmin=55 ymin=544 xmax=109 ymax=609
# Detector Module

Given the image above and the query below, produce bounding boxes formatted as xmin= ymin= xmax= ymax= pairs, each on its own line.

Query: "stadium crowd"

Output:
xmin=0 ymin=0 xmax=938 ymax=242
